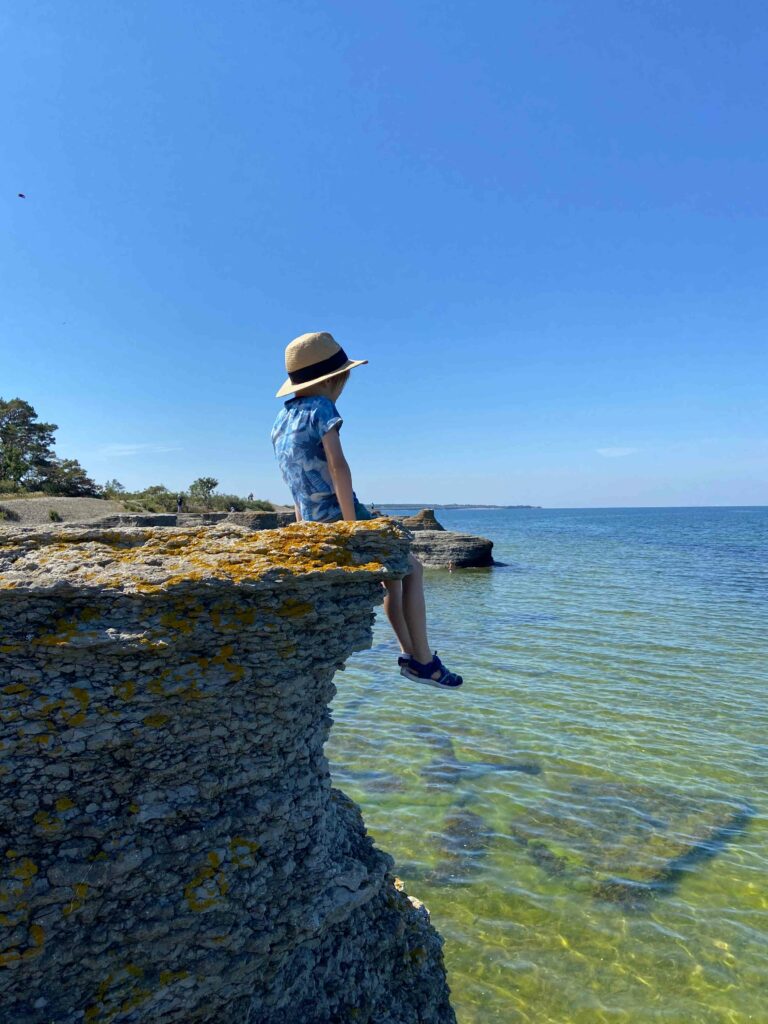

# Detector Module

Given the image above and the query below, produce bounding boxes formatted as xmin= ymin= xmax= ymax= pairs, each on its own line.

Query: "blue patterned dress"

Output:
xmin=271 ymin=395 xmax=370 ymax=522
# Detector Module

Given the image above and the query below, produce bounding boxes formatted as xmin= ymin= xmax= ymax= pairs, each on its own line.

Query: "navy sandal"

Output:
xmin=400 ymin=652 xmax=463 ymax=689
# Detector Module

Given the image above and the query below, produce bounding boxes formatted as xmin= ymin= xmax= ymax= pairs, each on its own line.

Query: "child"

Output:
xmin=271 ymin=331 xmax=463 ymax=689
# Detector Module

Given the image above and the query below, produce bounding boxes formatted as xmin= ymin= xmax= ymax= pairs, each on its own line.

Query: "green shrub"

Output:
xmin=0 ymin=504 xmax=20 ymax=522
xmin=49 ymin=509 xmax=63 ymax=522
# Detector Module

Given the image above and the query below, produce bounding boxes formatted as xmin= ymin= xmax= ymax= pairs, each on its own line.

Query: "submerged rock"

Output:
xmin=508 ymin=779 xmax=753 ymax=907
xmin=427 ymin=806 xmax=492 ymax=887
xmin=421 ymin=745 xmax=542 ymax=789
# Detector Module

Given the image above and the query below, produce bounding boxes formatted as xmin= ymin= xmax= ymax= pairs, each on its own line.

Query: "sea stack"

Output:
xmin=0 ymin=521 xmax=456 ymax=1024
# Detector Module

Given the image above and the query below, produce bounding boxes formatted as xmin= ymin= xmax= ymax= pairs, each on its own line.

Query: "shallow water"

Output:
xmin=327 ymin=507 xmax=768 ymax=1024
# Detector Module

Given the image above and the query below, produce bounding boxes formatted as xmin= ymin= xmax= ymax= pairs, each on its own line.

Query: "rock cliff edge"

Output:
xmin=0 ymin=521 xmax=456 ymax=1024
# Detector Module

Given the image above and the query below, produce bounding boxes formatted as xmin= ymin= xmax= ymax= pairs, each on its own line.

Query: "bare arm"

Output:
xmin=322 ymin=427 xmax=356 ymax=521
xmin=294 ymin=503 xmax=302 ymax=522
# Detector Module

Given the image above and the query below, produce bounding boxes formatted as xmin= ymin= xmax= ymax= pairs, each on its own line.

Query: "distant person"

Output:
xmin=229 ymin=504 xmax=236 ymax=512
xmin=271 ymin=331 xmax=463 ymax=689
xmin=247 ymin=492 xmax=254 ymax=501
xmin=176 ymin=494 xmax=183 ymax=513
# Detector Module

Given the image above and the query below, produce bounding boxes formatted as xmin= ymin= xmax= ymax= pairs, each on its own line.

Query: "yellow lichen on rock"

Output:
xmin=0 ymin=519 xmax=409 ymax=594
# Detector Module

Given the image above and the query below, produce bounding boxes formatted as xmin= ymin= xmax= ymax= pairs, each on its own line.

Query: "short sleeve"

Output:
xmin=311 ymin=397 xmax=343 ymax=437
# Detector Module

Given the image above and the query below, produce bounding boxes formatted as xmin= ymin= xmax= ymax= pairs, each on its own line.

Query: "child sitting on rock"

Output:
xmin=271 ymin=331 xmax=463 ymax=689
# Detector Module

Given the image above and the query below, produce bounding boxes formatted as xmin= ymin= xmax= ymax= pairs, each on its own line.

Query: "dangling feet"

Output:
xmin=400 ymin=651 xmax=463 ymax=689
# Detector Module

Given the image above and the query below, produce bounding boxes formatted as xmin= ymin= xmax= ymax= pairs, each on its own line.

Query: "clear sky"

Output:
xmin=2 ymin=0 xmax=766 ymax=507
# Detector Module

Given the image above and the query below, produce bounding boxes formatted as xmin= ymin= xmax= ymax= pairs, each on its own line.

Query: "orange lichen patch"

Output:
xmin=37 ymin=697 xmax=66 ymax=716
xmin=229 ymin=836 xmax=260 ymax=868
xmin=210 ymin=603 xmax=258 ymax=632
xmin=113 ymin=679 xmax=135 ymax=701
xmin=276 ymin=599 xmax=313 ymax=619
xmin=31 ymin=617 xmax=79 ymax=647
xmin=159 ymin=969 xmax=189 ymax=986
xmin=2 ymin=682 xmax=30 ymax=697
xmin=83 ymin=966 xmax=152 ymax=1024
xmin=9 ymin=858 xmax=37 ymax=882
xmin=68 ymin=687 xmax=90 ymax=719
xmin=1 ymin=520 xmax=407 ymax=594
xmin=0 ymin=921 xmax=45 ymax=967
xmin=158 ymin=609 xmax=195 ymax=634
xmin=62 ymin=882 xmax=89 ymax=917
xmin=143 ymin=713 xmax=170 ymax=729
xmin=184 ymin=853 xmax=230 ymax=912
xmin=205 ymin=644 xmax=246 ymax=682
xmin=33 ymin=810 xmax=60 ymax=834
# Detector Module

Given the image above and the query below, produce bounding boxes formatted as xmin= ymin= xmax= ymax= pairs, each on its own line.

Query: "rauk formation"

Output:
xmin=396 ymin=509 xmax=445 ymax=532
xmin=394 ymin=510 xmax=494 ymax=568
xmin=407 ymin=531 xmax=494 ymax=569
xmin=0 ymin=521 xmax=456 ymax=1024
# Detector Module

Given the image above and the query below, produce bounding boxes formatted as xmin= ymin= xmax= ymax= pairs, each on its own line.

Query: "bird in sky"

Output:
xmin=17 ymin=193 xmax=26 ymax=198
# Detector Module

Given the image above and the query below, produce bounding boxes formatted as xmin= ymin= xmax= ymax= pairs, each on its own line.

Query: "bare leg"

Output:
xmin=401 ymin=555 xmax=432 ymax=664
xmin=383 ymin=580 xmax=414 ymax=655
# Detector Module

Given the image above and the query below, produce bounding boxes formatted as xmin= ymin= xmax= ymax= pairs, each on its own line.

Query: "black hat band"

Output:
xmin=288 ymin=347 xmax=349 ymax=385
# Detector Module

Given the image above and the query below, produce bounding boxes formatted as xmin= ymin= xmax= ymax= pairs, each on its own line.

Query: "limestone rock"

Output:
xmin=398 ymin=509 xmax=445 ymax=531
xmin=409 ymin=529 xmax=494 ymax=569
xmin=0 ymin=521 xmax=455 ymax=1023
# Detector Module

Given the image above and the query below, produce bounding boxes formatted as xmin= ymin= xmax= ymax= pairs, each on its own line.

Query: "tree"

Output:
xmin=0 ymin=398 xmax=57 ymax=487
xmin=102 ymin=479 xmax=125 ymax=496
xmin=33 ymin=458 xmax=99 ymax=497
xmin=189 ymin=477 xmax=218 ymax=508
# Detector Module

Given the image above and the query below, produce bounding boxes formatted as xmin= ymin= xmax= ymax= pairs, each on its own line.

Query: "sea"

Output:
xmin=326 ymin=506 xmax=768 ymax=1024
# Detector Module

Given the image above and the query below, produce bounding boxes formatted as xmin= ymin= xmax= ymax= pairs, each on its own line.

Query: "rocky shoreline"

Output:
xmin=1 ymin=501 xmax=496 ymax=569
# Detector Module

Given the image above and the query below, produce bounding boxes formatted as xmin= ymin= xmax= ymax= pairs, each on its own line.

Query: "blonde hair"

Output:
xmin=295 ymin=370 xmax=350 ymax=400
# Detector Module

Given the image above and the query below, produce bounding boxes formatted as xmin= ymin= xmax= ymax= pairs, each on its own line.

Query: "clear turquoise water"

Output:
xmin=326 ymin=507 xmax=768 ymax=1024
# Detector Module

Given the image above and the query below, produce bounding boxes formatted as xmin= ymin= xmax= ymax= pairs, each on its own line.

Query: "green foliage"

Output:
xmin=0 ymin=504 xmax=20 ymax=522
xmin=101 ymin=478 xmax=125 ymax=497
xmin=0 ymin=398 xmax=98 ymax=496
xmin=0 ymin=398 xmax=57 ymax=486
xmin=117 ymin=484 xmax=273 ymax=514
xmin=189 ymin=477 xmax=219 ymax=508
xmin=32 ymin=458 xmax=99 ymax=497
xmin=120 ymin=485 xmax=178 ymax=513
xmin=48 ymin=509 xmax=63 ymax=522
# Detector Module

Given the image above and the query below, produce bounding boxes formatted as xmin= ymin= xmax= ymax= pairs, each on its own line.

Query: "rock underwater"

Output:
xmin=0 ymin=521 xmax=456 ymax=1024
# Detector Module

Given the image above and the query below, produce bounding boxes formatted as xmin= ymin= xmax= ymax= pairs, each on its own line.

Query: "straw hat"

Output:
xmin=276 ymin=332 xmax=367 ymax=398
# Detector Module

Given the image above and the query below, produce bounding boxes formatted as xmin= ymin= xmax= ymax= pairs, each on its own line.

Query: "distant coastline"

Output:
xmin=376 ymin=504 xmax=542 ymax=510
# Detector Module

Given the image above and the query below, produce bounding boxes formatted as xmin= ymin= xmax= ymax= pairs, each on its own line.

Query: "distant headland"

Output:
xmin=377 ymin=503 xmax=542 ymax=510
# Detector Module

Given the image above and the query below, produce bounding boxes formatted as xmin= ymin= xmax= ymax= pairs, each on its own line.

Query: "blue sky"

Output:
xmin=2 ymin=0 xmax=766 ymax=507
